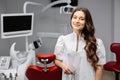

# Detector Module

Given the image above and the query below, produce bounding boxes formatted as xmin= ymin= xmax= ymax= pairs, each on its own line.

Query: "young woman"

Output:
xmin=54 ymin=7 xmax=106 ymax=80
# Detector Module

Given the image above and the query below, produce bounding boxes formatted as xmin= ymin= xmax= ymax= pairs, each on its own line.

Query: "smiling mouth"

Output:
xmin=74 ymin=25 xmax=80 ymax=27
xmin=73 ymin=23 xmax=80 ymax=26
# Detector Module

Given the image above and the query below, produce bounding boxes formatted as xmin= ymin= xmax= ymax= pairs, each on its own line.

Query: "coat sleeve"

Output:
xmin=96 ymin=38 xmax=106 ymax=66
xmin=54 ymin=35 xmax=65 ymax=61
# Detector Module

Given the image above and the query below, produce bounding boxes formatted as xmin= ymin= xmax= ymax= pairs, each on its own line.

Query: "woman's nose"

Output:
xmin=75 ymin=18 xmax=80 ymax=22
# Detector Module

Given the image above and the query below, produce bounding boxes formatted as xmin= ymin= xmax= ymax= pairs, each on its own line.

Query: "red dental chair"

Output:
xmin=103 ymin=43 xmax=120 ymax=80
xmin=25 ymin=53 xmax=62 ymax=80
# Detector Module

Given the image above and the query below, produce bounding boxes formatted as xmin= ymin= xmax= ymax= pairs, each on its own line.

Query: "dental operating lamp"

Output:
xmin=24 ymin=0 xmax=76 ymax=14
xmin=41 ymin=0 xmax=76 ymax=14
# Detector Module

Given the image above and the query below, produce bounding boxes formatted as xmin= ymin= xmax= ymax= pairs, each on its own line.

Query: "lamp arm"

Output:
xmin=41 ymin=0 xmax=69 ymax=12
xmin=23 ymin=1 xmax=44 ymax=51
xmin=23 ymin=1 xmax=44 ymax=13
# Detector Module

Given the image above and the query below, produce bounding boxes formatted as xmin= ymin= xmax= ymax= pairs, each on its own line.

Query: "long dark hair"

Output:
xmin=70 ymin=7 xmax=99 ymax=70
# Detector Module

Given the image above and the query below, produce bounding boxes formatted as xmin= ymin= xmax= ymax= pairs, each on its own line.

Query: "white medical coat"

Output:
xmin=54 ymin=32 xmax=106 ymax=80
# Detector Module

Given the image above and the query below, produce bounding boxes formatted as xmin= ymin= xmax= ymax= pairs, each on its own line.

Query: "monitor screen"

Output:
xmin=1 ymin=13 xmax=34 ymax=39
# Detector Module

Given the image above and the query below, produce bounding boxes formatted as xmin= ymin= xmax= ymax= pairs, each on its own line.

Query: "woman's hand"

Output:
xmin=61 ymin=63 xmax=75 ymax=75
xmin=54 ymin=59 xmax=74 ymax=75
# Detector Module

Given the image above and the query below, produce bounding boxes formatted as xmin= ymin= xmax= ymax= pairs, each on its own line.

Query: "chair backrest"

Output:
xmin=110 ymin=43 xmax=120 ymax=62
xmin=26 ymin=54 xmax=62 ymax=80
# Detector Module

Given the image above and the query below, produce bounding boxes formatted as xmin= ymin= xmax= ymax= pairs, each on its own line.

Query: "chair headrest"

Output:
xmin=36 ymin=53 xmax=55 ymax=64
xmin=111 ymin=43 xmax=120 ymax=62
xmin=111 ymin=43 xmax=120 ymax=53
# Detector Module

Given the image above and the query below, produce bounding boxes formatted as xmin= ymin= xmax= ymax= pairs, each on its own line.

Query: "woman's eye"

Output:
xmin=81 ymin=18 xmax=85 ymax=20
xmin=79 ymin=17 xmax=85 ymax=20
xmin=73 ymin=16 xmax=77 ymax=19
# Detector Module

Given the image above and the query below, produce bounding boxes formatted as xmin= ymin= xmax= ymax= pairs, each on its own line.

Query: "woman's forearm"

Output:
xmin=95 ymin=66 xmax=102 ymax=80
xmin=54 ymin=59 xmax=63 ymax=68
xmin=54 ymin=59 xmax=74 ymax=74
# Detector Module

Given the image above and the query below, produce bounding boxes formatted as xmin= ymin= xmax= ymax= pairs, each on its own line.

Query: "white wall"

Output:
xmin=114 ymin=0 xmax=120 ymax=42
xmin=0 ymin=0 xmax=10 ymax=56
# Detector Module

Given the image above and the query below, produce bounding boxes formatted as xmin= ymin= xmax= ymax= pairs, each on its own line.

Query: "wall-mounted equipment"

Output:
xmin=1 ymin=13 xmax=34 ymax=39
xmin=1 ymin=13 xmax=34 ymax=52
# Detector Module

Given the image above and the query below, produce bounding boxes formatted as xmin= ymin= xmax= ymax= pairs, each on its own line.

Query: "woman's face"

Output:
xmin=71 ymin=10 xmax=86 ymax=32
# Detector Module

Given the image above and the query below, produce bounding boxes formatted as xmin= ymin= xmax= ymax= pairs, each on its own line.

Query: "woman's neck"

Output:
xmin=73 ymin=30 xmax=82 ymax=52
xmin=73 ymin=30 xmax=82 ymax=38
